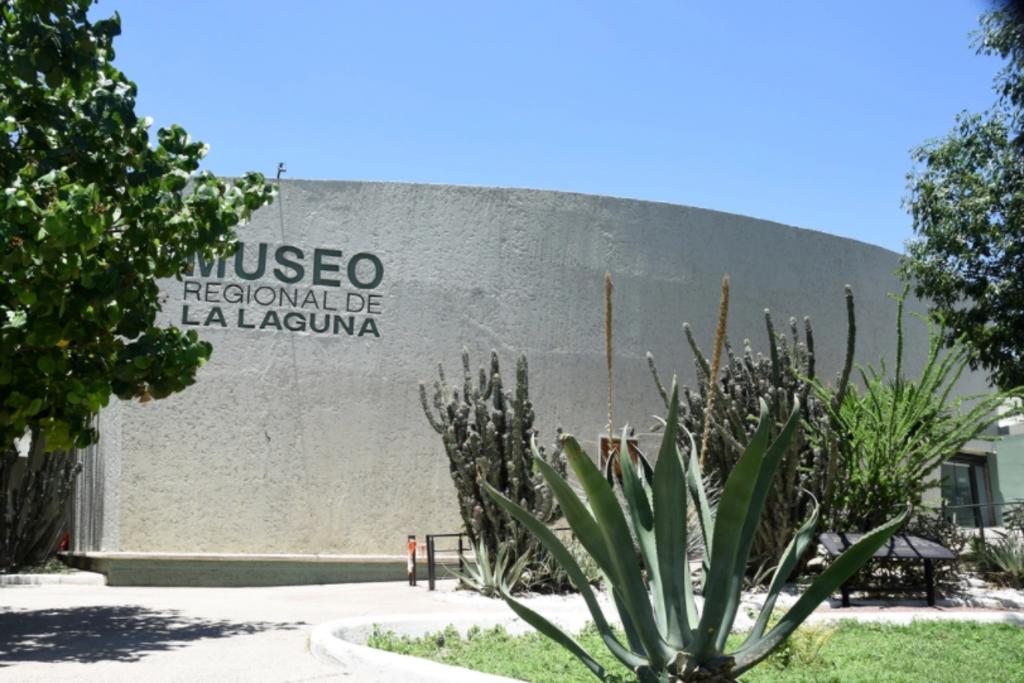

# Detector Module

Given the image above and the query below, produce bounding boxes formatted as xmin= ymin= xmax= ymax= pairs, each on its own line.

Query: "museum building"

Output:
xmin=65 ymin=180 xmax=1021 ymax=586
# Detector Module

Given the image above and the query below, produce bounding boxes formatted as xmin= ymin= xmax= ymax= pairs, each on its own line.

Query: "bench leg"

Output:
xmin=924 ymin=559 xmax=935 ymax=607
xmin=841 ymin=582 xmax=850 ymax=608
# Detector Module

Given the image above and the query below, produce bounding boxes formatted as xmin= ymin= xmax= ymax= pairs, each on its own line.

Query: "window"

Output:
xmin=941 ymin=455 xmax=995 ymax=528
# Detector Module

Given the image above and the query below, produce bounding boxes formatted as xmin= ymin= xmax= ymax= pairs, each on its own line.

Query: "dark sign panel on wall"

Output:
xmin=180 ymin=242 xmax=384 ymax=337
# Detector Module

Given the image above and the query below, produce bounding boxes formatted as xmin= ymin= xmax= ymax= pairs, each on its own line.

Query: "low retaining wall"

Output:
xmin=310 ymin=607 xmax=1024 ymax=682
xmin=311 ymin=612 xmax=587 ymax=683
xmin=64 ymin=552 xmax=407 ymax=587
xmin=0 ymin=570 xmax=105 ymax=586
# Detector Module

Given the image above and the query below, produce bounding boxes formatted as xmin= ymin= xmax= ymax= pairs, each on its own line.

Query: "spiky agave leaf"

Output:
xmin=732 ymin=505 xmax=910 ymax=674
xmin=483 ymin=377 xmax=908 ymax=682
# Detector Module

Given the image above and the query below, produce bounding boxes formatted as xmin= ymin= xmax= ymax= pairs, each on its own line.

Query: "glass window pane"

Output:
xmin=972 ymin=462 xmax=993 ymax=527
xmin=942 ymin=462 xmax=976 ymax=528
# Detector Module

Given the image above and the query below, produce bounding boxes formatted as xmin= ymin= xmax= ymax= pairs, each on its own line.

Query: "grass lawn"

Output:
xmin=369 ymin=619 xmax=1024 ymax=682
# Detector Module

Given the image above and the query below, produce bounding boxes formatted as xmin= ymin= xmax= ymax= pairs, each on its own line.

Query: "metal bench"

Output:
xmin=817 ymin=532 xmax=956 ymax=607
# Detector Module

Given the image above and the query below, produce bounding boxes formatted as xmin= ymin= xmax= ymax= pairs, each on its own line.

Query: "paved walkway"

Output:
xmin=0 ymin=580 xmax=476 ymax=682
xmin=0 ymin=579 xmax=1021 ymax=681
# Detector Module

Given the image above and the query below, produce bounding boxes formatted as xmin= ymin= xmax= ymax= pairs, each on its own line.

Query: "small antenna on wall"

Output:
xmin=276 ymin=162 xmax=287 ymax=238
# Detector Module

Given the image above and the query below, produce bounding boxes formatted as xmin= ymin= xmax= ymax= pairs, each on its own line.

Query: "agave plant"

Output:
xmin=484 ymin=383 xmax=908 ymax=682
xmin=449 ymin=539 xmax=535 ymax=598
xmin=977 ymin=532 xmax=1024 ymax=589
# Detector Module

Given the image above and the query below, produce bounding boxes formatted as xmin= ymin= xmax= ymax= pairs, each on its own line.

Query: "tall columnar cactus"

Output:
xmin=420 ymin=349 xmax=567 ymax=587
xmin=648 ymin=287 xmax=856 ymax=578
xmin=1 ymin=433 xmax=80 ymax=572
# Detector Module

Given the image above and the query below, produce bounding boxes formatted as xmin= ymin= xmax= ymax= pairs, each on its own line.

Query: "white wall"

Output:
xmin=83 ymin=180 xmax=985 ymax=556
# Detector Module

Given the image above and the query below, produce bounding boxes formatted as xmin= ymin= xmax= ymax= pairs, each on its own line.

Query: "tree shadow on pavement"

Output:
xmin=0 ymin=605 xmax=306 ymax=665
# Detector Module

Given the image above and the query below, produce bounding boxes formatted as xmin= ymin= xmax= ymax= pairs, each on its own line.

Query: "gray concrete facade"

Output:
xmin=70 ymin=180 xmax=985 ymax=575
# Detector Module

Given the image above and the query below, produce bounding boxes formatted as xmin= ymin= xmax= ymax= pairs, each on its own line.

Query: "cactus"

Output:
xmin=420 ymin=349 xmax=568 ymax=591
xmin=0 ymin=432 xmax=80 ymax=572
xmin=648 ymin=288 xmax=855 ymax=579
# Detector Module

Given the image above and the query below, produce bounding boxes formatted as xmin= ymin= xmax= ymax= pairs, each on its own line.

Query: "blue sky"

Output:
xmin=100 ymin=1 xmax=1002 ymax=253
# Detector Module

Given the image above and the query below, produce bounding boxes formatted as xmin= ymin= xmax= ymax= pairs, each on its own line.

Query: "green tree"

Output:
xmin=901 ymin=5 xmax=1024 ymax=390
xmin=0 ymin=0 xmax=273 ymax=569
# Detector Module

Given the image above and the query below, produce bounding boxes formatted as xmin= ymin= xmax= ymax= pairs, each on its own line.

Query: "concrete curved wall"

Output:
xmin=80 ymin=180 xmax=983 ymax=558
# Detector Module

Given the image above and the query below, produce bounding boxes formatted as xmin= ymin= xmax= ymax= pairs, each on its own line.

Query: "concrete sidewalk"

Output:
xmin=0 ymin=580 xmax=1021 ymax=682
xmin=0 ymin=580 xmax=491 ymax=682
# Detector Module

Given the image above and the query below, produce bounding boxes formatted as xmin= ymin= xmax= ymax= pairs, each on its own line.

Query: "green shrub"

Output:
xmin=815 ymin=290 xmax=1020 ymax=532
xmin=1002 ymin=501 xmax=1024 ymax=535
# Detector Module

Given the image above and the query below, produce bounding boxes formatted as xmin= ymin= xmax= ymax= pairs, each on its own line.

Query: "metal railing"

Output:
xmin=412 ymin=527 xmax=573 ymax=590
xmin=940 ymin=499 xmax=1024 ymax=543
xmin=424 ymin=531 xmax=466 ymax=591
